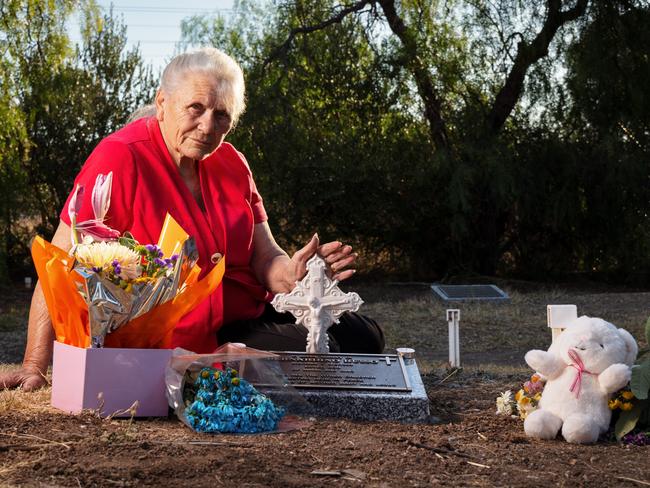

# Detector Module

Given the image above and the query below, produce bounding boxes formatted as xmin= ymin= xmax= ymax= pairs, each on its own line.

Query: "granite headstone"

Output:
xmin=263 ymin=255 xmax=430 ymax=422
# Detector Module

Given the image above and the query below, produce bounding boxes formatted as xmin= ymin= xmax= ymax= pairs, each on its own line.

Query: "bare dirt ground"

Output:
xmin=1 ymin=281 xmax=649 ymax=487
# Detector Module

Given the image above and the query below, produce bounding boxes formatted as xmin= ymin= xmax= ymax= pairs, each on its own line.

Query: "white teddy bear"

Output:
xmin=524 ymin=316 xmax=638 ymax=444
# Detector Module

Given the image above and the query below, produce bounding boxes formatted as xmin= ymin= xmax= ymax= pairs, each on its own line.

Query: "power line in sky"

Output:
xmin=99 ymin=5 xmax=232 ymax=14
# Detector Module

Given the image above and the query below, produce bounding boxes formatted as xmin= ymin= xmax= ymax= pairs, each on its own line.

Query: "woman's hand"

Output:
xmin=251 ymin=224 xmax=358 ymax=295
xmin=288 ymin=234 xmax=357 ymax=284
xmin=0 ymin=367 xmax=48 ymax=392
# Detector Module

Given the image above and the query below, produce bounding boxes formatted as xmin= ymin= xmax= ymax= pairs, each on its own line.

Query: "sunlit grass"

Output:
xmin=0 ymin=364 xmax=53 ymax=415
xmin=360 ymin=284 xmax=650 ymax=361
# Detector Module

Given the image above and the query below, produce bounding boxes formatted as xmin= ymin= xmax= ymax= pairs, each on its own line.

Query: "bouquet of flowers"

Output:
xmin=495 ymin=373 xmax=546 ymax=419
xmin=32 ymin=172 xmax=224 ymax=349
xmin=165 ymin=343 xmax=306 ymax=434
xmin=184 ymin=366 xmax=285 ymax=433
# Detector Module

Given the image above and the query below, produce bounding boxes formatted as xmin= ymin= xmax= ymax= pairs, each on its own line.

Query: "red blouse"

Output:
xmin=60 ymin=116 xmax=271 ymax=353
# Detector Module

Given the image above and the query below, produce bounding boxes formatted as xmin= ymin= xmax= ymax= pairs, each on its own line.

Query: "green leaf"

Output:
xmin=118 ymin=235 xmax=138 ymax=250
xmin=630 ymin=360 xmax=650 ymax=400
xmin=615 ymin=400 xmax=647 ymax=441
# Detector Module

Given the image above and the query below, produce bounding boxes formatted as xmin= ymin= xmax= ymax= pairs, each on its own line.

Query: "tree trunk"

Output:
xmin=378 ymin=0 xmax=449 ymax=152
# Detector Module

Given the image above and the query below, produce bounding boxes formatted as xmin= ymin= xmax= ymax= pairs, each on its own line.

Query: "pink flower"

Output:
xmin=91 ymin=172 xmax=113 ymax=221
xmin=68 ymin=172 xmax=120 ymax=245
xmin=68 ymin=184 xmax=84 ymax=222
xmin=75 ymin=220 xmax=121 ymax=241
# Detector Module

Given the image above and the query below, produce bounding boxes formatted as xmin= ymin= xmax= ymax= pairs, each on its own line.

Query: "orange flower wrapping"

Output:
xmin=31 ymin=215 xmax=224 ymax=349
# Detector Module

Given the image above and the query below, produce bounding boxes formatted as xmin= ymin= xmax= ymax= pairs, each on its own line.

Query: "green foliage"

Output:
xmin=630 ymin=318 xmax=650 ymax=400
xmin=0 ymin=1 xmax=155 ymax=281
xmin=615 ymin=399 xmax=649 ymax=440
xmin=615 ymin=312 xmax=650 ymax=440
xmin=181 ymin=0 xmax=650 ymax=280
xmin=631 ymin=361 xmax=650 ymax=400
xmin=2 ymin=0 xmax=650 ymax=283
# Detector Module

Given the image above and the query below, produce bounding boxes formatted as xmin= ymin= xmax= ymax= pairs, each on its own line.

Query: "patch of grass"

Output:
xmin=0 ymin=305 xmax=27 ymax=333
xmin=0 ymin=365 xmax=52 ymax=415
xmin=360 ymin=283 xmax=650 ymax=364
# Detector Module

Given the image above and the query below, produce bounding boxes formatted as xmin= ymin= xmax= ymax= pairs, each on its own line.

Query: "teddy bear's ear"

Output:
xmin=618 ymin=328 xmax=638 ymax=366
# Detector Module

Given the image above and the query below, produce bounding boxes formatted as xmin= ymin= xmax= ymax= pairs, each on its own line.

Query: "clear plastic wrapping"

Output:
xmin=165 ymin=343 xmax=310 ymax=433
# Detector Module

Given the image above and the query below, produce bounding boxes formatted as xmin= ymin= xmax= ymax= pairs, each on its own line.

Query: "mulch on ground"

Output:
xmin=1 ymin=282 xmax=649 ymax=486
xmin=1 ymin=370 xmax=647 ymax=487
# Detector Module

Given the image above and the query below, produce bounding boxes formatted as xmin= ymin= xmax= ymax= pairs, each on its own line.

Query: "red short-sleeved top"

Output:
xmin=60 ymin=116 xmax=271 ymax=353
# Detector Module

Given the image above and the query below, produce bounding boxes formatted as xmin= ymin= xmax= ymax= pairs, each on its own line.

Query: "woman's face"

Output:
xmin=156 ymin=73 xmax=233 ymax=165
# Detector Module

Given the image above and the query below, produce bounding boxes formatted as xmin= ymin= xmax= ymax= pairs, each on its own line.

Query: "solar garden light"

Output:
xmin=432 ymin=284 xmax=510 ymax=369
xmin=446 ymin=309 xmax=461 ymax=368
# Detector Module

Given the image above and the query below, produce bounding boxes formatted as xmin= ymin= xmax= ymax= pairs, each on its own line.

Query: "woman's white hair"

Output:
xmin=160 ymin=47 xmax=246 ymax=125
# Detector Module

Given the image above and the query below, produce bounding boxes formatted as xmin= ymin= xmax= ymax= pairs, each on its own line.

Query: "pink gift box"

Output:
xmin=51 ymin=341 xmax=173 ymax=417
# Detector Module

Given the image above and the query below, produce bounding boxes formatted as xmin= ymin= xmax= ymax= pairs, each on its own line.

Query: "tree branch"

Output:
xmin=487 ymin=0 xmax=589 ymax=133
xmin=264 ymin=0 xmax=374 ymax=67
xmin=377 ymin=0 xmax=449 ymax=151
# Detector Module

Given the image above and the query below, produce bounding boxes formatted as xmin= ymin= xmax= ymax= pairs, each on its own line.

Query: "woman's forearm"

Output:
xmin=22 ymin=281 xmax=55 ymax=374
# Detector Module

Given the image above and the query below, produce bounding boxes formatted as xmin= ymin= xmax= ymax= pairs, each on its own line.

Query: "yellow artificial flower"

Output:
xmin=533 ymin=393 xmax=542 ymax=402
xmin=531 ymin=374 xmax=541 ymax=383
xmin=609 ymin=399 xmax=621 ymax=410
xmin=621 ymin=391 xmax=635 ymax=400
xmin=515 ymin=389 xmax=524 ymax=402
xmin=519 ymin=396 xmax=531 ymax=406
xmin=621 ymin=402 xmax=634 ymax=411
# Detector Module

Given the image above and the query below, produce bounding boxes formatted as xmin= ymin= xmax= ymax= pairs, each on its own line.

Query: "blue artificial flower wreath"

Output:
xmin=184 ymin=366 xmax=285 ymax=433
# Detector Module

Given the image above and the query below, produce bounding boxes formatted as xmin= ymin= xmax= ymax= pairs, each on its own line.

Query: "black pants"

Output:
xmin=218 ymin=304 xmax=385 ymax=353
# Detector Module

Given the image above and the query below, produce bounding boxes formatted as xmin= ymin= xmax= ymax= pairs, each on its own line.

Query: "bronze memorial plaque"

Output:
xmin=261 ymin=352 xmax=412 ymax=392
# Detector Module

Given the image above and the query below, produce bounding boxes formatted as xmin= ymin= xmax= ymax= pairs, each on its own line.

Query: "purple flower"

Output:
xmin=622 ymin=432 xmax=650 ymax=446
xmin=111 ymin=259 xmax=122 ymax=275
xmin=153 ymin=258 xmax=165 ymax=267
xmin=145 ymin=244 xmax=158 ymax=253
xmin=92 ymin=266 xmax=102 ymax=273
xmin=171 ymin=254 xmax=179 ymax=262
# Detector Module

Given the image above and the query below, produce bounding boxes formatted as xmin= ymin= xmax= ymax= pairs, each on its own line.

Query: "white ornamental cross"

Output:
xmin=271 ymin=254 xmax=363 ymax=353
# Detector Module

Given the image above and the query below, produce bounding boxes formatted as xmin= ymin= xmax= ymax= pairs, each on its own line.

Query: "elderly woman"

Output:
xmin=1 ymin=48 xmax=384 ymax=391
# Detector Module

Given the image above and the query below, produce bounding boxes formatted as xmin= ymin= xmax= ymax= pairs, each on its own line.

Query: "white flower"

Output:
xmin=496 ymin=390 xmax=515 ymax=416
xmin=75 ymin=241 xmax=142 ymax=280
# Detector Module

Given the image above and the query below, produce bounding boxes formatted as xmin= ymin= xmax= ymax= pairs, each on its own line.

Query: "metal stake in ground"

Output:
xmin=271 ymin=254 xmax=363 ymax=353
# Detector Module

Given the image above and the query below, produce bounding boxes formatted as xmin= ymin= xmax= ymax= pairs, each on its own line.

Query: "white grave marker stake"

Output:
xmin=547 ymin=304 xmax=578 ymax=343
xmin=446 ymin=309 xmax=461 ymax=368
xmin=271 ymin=254 xmax=363 ymax=353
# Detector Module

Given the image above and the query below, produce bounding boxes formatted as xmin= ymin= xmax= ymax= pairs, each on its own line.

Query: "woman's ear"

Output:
xmin=155 ymin=89 xmax=165 ymax=121
xmin=618 ymin=328 xmax=638 ymax=365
